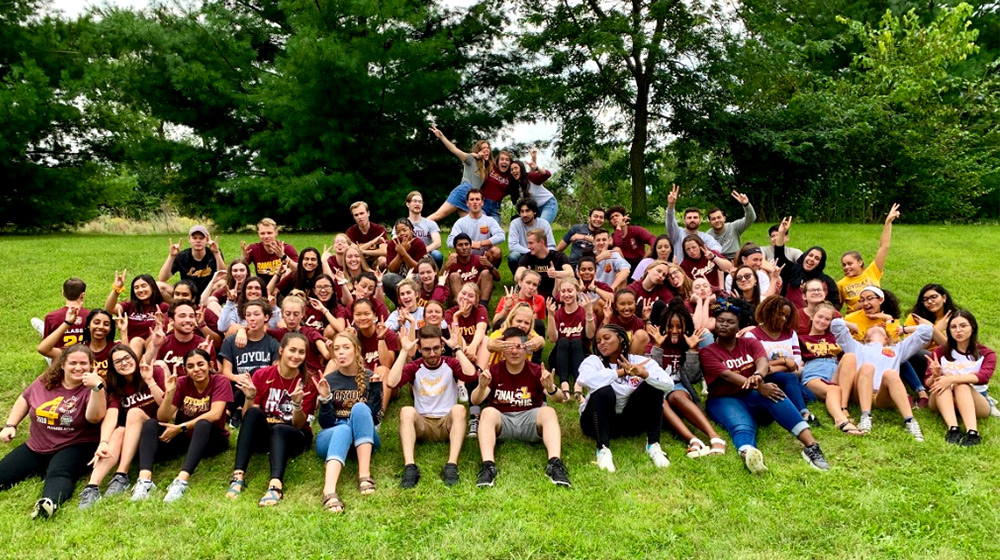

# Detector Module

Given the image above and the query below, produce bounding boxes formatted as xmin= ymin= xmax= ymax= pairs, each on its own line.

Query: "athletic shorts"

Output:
xmin=498 ymin=409 xmax=542 ymax=443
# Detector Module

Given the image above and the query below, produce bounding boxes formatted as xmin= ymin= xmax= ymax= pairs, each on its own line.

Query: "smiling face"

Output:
xmin=615 ymin=293 xmax=636 ymax=319
xmin=803 ymin=249 xmax=823 ymax=271
xmin=244 ymin=281 xmax=263 ymax=300
xmin=692 ymin=277 xmax=713 ymax=299
xmin=497 ymin=153 xmax=511 ymax=172
xmin=510 ymin=161 xmax=523 ymax=180
xmin=527 ymin=234 xmax=546 ymax=255
xmin=345 ymin=247 xmax=363 ymax=272
xmin=559 ymin=282 xmax=579 ymax=305
xmin=858 ymin=291 xmax=883 ymax=315
xmin=417 ymin=262 xmax=436 ymax=287
xmin=63 ymin=350 xmax=92 ymax=385
xmin=280 ymin=338 xmax=307 ymax=370
xmin=577 ymin=261 xmax=596 ymax=283
xmin=424 ymin=303 xmax=443 ymax=326
xmin=457 ymin=285 xmax=477 ymax=308
xmin=593 ymin=231 xmax=610 ymax=252
xmin=841 ymin=254 xmax=863 ymax=277
xmin=395 ymin=223 xmax=413 ymax=243
xmin=708 ymin=210 xmax=725 ymax=230
xmin=184 ymin=352 xmax=211 ymax=384
xmin=111 ymin=349 xmax=136 ymax=376
xmin=301 ymin=250 xmax=319 ymax=273
xmin=811 ymin=307 xmax=833 ymax=333
xmin=231 ymin=262 xmax=248 ymax=285
xmin=588 ymin=210 xmax=605 ymax=230
xmin=332 ymin=336 xmax=357 ymax=369
xmin=172 ymin=304 xmax=197 ymax=335
xmin=312 ymin=278 xmax=333 ymax=302
xmin=89 ymin=313 xmax=111 ymax=342
xmin=352 ymin=302 xmax=374 ymax=330
xmin=173 ymin=284 xmax=193 ymax=301
xmin=398 ymin=284 xmax=416 ymax=310
xmin=742 ymin=252 xmax=763 ymax=270
xmin=133 ymin=278 xmax=152 ymax=302
xmin=734 ymin=267 xmax=756 ymax=291
xmin=595 ymin=328 xmax=623 ymax=359
xmin=803 ymin=279 xmax=826 ymax=304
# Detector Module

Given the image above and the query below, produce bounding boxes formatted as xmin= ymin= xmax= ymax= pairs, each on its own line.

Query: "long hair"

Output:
xmin=908 ymin=283 xmax=957 ymax=323
xmin=333 ymin=332 xmax=368 ymax=401
xmin=511 ymin=161 xmax=531 ymax=201
xmin=732 ymin=266 xmax=762 ymax=307
xmin=41 ymin=344 xmax=94 ymax=390
xmin=944 ymin=309 xmax=981 ymax=361
xmin=789 ymin=246 xmax=829 ymax=290
xmin=279 ymin=331 xmax=311 ymax=380
xmin=105 ymin=344 xmax=145 ymax=403
xmin=237 ymin=277 xmax=267 ymax=308
xmin=611 ymin=289 xmax=636 ymax=320
xmin=651 ymin=234 xmax=673 ymax=261
xmin=597 ymin=324 xmax=631 ymax=367
xmin=311 ymin=274 xmax=338 ymax=314
xmin=666 ymin=264 xmax=692 ymax=299
xmin=469 ymin=139 xmax=492 ymax=179
xmin=226 ymin=259 xmax=250 ymax=290
xmin=755 ymin=295 xmax=798 ymax=335
xmin=293 ymin=247 xmax=321 ymax=293
xmin=129 ymin=274 xmax=164 ymax=312
xmin=82 ymin=308 xmax=117 ymax=346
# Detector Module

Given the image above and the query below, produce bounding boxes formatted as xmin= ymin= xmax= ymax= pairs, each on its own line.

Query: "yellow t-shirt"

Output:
xmin=837 ymin=262 xmax=883 ymax=311
xmin=845 ymin=310 xmax=900 ymax=342
xmin=486 ymin=330 xmax=539 ymax=366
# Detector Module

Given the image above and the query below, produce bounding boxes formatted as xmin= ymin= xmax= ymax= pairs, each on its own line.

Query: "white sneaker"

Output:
xmin=646 ymin=443 xmax=671 ymax=468
xmin=857 ymin=414 xmax=872 ymax=432
xmin=988 ymin=396 xmax=1000 ymax=418
xmin=904 ymin=419 xmax=924 ymax=442
xmin=596 ymin=446 xmax=616 ymax=472
xmin=30 ymin=317 xmax=45 ymax=336
xmin=742 ymin=447 xmax=768 ymax=475
xmin=163 ymin=478 xmax=188 ymax=503
xmin=456 ymin=384 xmax=469 ymax=404
xmin=130 ymin=479 xmax=156 ymax=502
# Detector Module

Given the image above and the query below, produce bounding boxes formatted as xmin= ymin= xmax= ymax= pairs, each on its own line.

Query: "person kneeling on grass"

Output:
xmin=576 ymin=324 xmax=673 ymax=473
xmin=700 ymin=300 xmax=830 ymax=473
xmin=926 ymin=311 xmax=994 ymax=446
xmin=471 ymin=327 xmax=570 ymax=488
xmin=225 ymin=333 xmax=317 ymax=506
xmin=387 ymin=325 xmax=478 ymax=488
xmin=131 ymin=348 xmax=233 ymax=503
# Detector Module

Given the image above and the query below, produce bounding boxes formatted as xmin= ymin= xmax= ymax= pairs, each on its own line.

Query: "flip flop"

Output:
xmin=322 ymin=492 xmax=344 ymax=513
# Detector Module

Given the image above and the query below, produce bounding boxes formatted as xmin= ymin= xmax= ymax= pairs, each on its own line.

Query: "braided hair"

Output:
xmin=597 ymin=323 xmax=631 ymax=368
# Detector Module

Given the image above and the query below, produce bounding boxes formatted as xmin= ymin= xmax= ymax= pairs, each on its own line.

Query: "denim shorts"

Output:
xmin=801 ymin=357 xmax=837 ymax=384
xmin=444 ymin=182 xmax=473 ymax=212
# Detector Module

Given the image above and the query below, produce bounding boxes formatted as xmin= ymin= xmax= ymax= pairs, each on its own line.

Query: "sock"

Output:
xmin=482 ymin=460 xmax=495 ymax=467
xmin=85 ymin=484 xmax=98 ymax=489
xmin=903 ymin=416 xmax=914 ymax=423
xmin=861 ymin=410 xmax=872 ymax=418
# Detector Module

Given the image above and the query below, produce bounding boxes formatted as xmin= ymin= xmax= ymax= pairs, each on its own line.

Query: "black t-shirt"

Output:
xmin=517 ymin=250 xmax=571 ymax=298
xmin=562 ymin=224 xmax=598 ymax=265
xmin=172 ymin=249 xmax=221 ymax=298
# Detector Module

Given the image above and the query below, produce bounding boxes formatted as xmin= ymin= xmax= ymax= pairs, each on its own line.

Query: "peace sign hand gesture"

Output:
xmin=429 ymin=125 xmax=444 ymax=139
xmin=731 ymin=190 xmax=749 ymax=206
xmin=289 ymin=379 xmax=306 ymax=406
xmin=885 ymin=203 xmax=901 ymax=224
xmin=667 ymin=184 xmax=679 ymax=208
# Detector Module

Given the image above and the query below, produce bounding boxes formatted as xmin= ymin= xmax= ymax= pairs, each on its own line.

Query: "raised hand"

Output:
xmin=399 ymin=328 xmax=417 ymax=353
xmin=168 ymin=237 xmax=181 ymax=257
xmin=149 ymin=323 xmax=166 ymax=348
xmin=112 ymin=269 xmax=127 ymax=291
xmin=207 ymin=235 xmax=220 ymax=254
xmin=240 ymin=240 xmax=249 ymax=259
xmin=477 ymin=367 xmax=492 ymax=389
xmin=547 ymin=262 xmax=558 ymax=278
xmin=444 ymin=252 xmax=457 ymax=269
xmin=641 ymin=297 xmax=654 ymax=320
xmin=925 ymin=353 xmax=943 ymax=379
xmin=312 ymin=375 xmax=331 ymax=399
xmin=374 ymin=319 xmax=388 ymax=339
xmin=667 ymin=184 xmax=679 ymax=208
xmin=438 ymin=271 xmax=448 ymax=286
xmin=502 ymin=286 xmax=517 ymax=309
xmin=885 ymin=203 xmax=900 ymax=224
xmin=197 ymin=338 xmax=214 ymax=352
xmin=429 ymin=125 xmax=444 ymax=139
xmin=113 ymin=313 xmax=128 ymax=335
xmin=195 ymin=306 xmax=205 ymax=328
xmin=684 ymin=327 xmax=709 ymax=350
xmin=645 ymin=323 xmax=666 ymax=346
xmin=540 ymin=366 xmax=556 ymax=392
xmin=237 ymin=377 xmax=256 ymax=401
xmin=545 ymin=297 xmax=558 ymax=315
xmin=164 ymin=368 xmax=178 ymax=393
xmin=373 ymin=267 xmax=384 ymax=284
xmin=66 ymin=305 xmax=80 ymax=325
xmin=81 ymin=369 xmax=103 ymax=389
xmin=289 ymin=379 xmax=305 ymax=405
xmin=139 ymin=362 xmax=155 ymax=382
xmin=731 ymin=190 xmax=749 ymax=206
xmin=602 ymin=297 xmax=613 ymax=321
xmin=778 ymin=216 xmax=793 ymax=236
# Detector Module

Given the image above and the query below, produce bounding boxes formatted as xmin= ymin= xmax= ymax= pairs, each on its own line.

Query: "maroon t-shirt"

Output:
xmin=171 ymin=374 xmax=233 ymax=437
xmin=202 ymin=307 xmax=223 ymax=348
xmin=385 ymin=237 xmax=427 ymax=273
xmin=481 ymin=168 xmax=511 ymax=203
xmin=268 ymin=326 xmax=326 ymax=374
xmin=43 ymin=307 xmax=90 ymax=349
xmin=109 ymin=366 xmax=166 ymax=425
xmin=487 ymin=361 xmax=545 ymax=413
xmin=554 ymin=306 xmax=587 ymax=340
xmin=626 ymin=281 xmax=674 ymax=303
xmin=799 ymin=332 xmax=843 ymax=362
xmin=335 ymin=299 xmax=389 ymax=323
xmin=445 ymin=305 xmax=489 ymax=344
xmin=795 ymin=307 xmax=842 ymax=335
xmin=22 ymin=379 xmax=100 ymax=453
xmin=417 ymin=284 xmax=449 ymax=308
xmin=608 ymin=314 xmax=646 ymax=335
xmin=303 ymin=305 xmax=332 ymax=333
xmin=581 ymin=280 xmax=613 ymax=296
xmin=346 ymin=223 xmax=388 ymax=247
xmin=251 ymin=366 xmax=318 ymax=429
xmin=246 ymin=242 xmax=299 ymax=284
xmin=156 ymin=333 xmax=216 ymax=372
xmin=211 ymin=287 xmax=229 ymax=305
xmin=446 ymin=255 xmax=488 ymax=284
xmin=325 ymin=256 xmax=344 ymax=275
xmin=92 ymin=343 xmax=113 ymax=379
xmin=118 ymin=301 xmax=169 ymax=340
xmin=699 ymin=338 xmax=766 ymax=398
xmin=612 ymin=226 xmax=657 ymax=262
xmin=356 ymin=327 xmax=400 ymax=381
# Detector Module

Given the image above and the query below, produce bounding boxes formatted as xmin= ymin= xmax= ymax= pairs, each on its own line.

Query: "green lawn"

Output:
xmin=1 ymin=223 xmax=998 ymax=560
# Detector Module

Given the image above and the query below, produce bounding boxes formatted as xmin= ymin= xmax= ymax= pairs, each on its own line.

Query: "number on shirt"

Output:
xmin=35 ymin=396 xmax=64 ymax=426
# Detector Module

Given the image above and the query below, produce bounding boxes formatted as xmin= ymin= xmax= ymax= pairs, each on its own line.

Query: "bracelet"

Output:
xmin=3 ymin=423 xmax=15 ymax=429
xmin=317 ymin=394 xmax=333 ymax=404
xmin=291 ymin=401 xmax=303 ymax=411
xmin=546 ymin=387 xmax=559 ymax=396
xmin=64 ymin=320 xmax=74 ymax=327
xmin=112 ymin=284 xmax=125 ymax=294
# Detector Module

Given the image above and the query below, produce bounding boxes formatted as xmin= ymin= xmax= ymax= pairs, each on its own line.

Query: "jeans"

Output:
xmin=537 ymin=197 xmax=559 ymax=225
xmin=429 ymin=250 xmax=443 ymax=269
xmin=315 ymin=403 xmax=381 ymax=465
xmin=0 ymin=442 xmax=96 ymax=505
xmin=768 ymin=371 xmax=814 ymax=414
xmin=706 ymin=391 xmax=809 ymax=451
xmin=900 ymin=359 xmax=927 ymax=393
xmin=482 ymin=198 xmax=502 ymax=222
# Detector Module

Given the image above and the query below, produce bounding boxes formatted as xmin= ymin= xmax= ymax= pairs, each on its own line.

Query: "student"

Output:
xmin=795 ymin=278 xmax=842 ymax=335
xmin=202 ymin=258 xmax=250 ymax=314
xmin=511 ymin=152 xmax=559 ymax=223
xmin=321 ymin=233 xmax=352 ymax=277
xmin=471 ymin=328 xmax=571 ymax=488
xmin=679 ymin=234 xmax=733 ymax=292
xmin=507 ymin=198 xmax=556 ymax=272
xmin=34 ymin=277 xmax=89 ymax=353
xmin=665 ymin=263 xmax=693 ymax=302
xmin=314 ymin=332 xmax=383 ymax=513
xmin=730 ymin=265 xmax=779 ymax=320
xmin=262 ymin=294 xmax=330 ymax=376
xmin=38 ymin=308 xmax=120 ymax=378
xmin=335 ymin=273 xmax=390 ymax=325
xmin=106 ymin=272 xmax=170 ymax=358
xmin=631 ymin=234 xmax=674 ymax=281
xmin=700 ymin=300 xmax=830 ymax=473
xmin=270 ymin=247 xmax=322 ymax=298
xmin=761 ymin=223 xmax=803 ymax=264
xmin=515 ymin=228 xmax=575 ymax=300
xmin=705 ymin=191 xmax=756 ymax=259
xmin=687 ymin=278 xmax=718 ymax=333
xmin=446 ymin=189 xmax=505 ymax=269
xmin=226 ymin=333 xmax=317 ymax=505
xmin=627 ymin=260 xmax=675 ymax=303
xmin=145 ymin=300 xmax=218 ymax=373
xmin=837 ymin=204 xmax=899 ymax=311
xmin=577 ymin=324 xmax=673 ymax=472
xmin=305 ymin=274 xmax=341 ymax=334
xmin=218 ymin=277 xmax=280 ymax=335
xmin=402 ymin=191 xmax=444 ymax=267
xmin=387 ymin=326 xmax=478 ymax=488
xmin=724 ymin=244 xmax=772 ymax=294
xmin=772 ymin=217 xmax=841 ymax=310
xmin=492 ymin=270 xmax=546 ymax=334
xmin=798 ymin=303 xmax=864 ymax=434
xmin=77 ymin=345 xmax=166 ymax=509
xmin=385 ymin=280 xmax=425 ymax=333
xmin=219 ymin=298 xmax=280 ymax=429
xmin=131 ymin=348 xmax=232 ymax=502
xmin=486 ymin=303 xmax=546 ymax=367
xmin=345 ymin=201 xmax=388 ymax=270
xmin=413 ymin=257 xmax=450 ymax=307
xmin=546 ymin=279 xmax=597 ymax=400
xmin=903 ymin=283 xmax=957 ymax=350
xmin=350 ymin=298 xmax=399 ymax=414
xmin=382 ymin=218 xmax=428 ymax=303
xmin=446 ymin=283 xmax=491 ymax=370
xmin=444 ymin=233 xmax=500 ymax=307
xmin=172 ymin=281 xmax=222 ymax=348
xmin=557 ymin=207 xmax=606 ymax=266
xmin=664 ymin=184 xmax=723 ymax=263
xmin=927 ymin=311 xmax=994 ymax=446
xmin=607 ymin=205 xmax=657 ymax=269
xmin=0 ymin=345 xmax=106 ymax=519
xmin=241 ymin=218 xmax=298 ymax=285
xmin=591 ymin=230 xmax=631 ymax=291
xmin=577 ymin=256 xmax=615 ymax=325
xmin=479 ymin=150 xmax=514 ymax=221
xmin=602 ymin=289 xmax=649 ymax=355
xmin=159 ymin=225 xmax=225 ymax=299
xmin=426 ymin=127 xmax=491 ymax=222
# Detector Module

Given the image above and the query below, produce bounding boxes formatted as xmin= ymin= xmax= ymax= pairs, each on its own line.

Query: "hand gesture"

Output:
xmin=885 ymin=203 xmax=900 ymax=224
xmin=153 ymin=309 xmax=166 ymax=331
xmin=444 ymin=252 xmax=458 ymax=270
xmin=197 ymin=338 xmax=214 ymax=352
xmin=168 ymin=238 xmax=181 ymax=257
xmin=530 ymin=148 xmax=538 ymax=163
xmin=195 ymin=305 xmax=205 ymax=327
xmin=164 ymin=368 xmax=178 ymax=393
xmin=240 ymin=240 xmax=250 ymax=259
xmin=210 ymin=269 xmax=228 ymax=288
xmin=641 ymin=297 xmax=653 ymax=320
xmin=477 ymin=367 xmax=492 ymax=389
xmin=267 ymin=293 xmax=277 ymax=308
xmin=0 ymin=425 xmax=16 ymax=443
xmin=934 ymin=311 xmax=952 ymax=333
xmin=684 ymin=328 xmax=709 ymax=350
xmin=227 ymin=287 xmax=239 ymax=303
xmin=546 ymin=262 xmax=558 ymax=278
xmin=373 ymin=267 xmax=385 ymax=284
xmin=540 ymin=366 xmax=556 ymax=392
xmin=502 ymin=286 xmax=516 ymax=310
xmin=429 ymin=125 xmax=444 ymax=139
xmin=545 ymin=297 xmax=558 ymax=315
xmin=445 ymin=326 xmax=462 ymax=351
xmin=235 ymin=328 xmax=248 ymax=349
xmin=139 ymin=362 xmax=155 ymax=383
xmin=731 ymin=190 xmax=749 ymax=206
xmin=769 ymin=264 xmax=784 ymax=282
xmin=207 ymin=235 xmax=221 ymax=254
xmin=374 ymin=319 xmax=388 ymax=340
xmin=289 ymin=379 xmax=306 ymax=406
xmin=438 ymin=271 xmax=448 ymax=286
xmin=778 ymin=216 xmax=793 ymax=237
xmin=112 ymin=269 xmax=128 ymax=291
xmin=399 ymin=328 xmax=417 ymax=353
xmin=925 ymin=353 xmax=943 ymax=379
xmin=82 ymin=369 xmax=103 ymax=389
xmin=667 ymin=184 xmax=679 ymax=208
xmin=112 ymin=313 xmax=128 ymax=336
xmin=603 ymin=297 xmax=613 ymax=321
xmin=333 ymin=269 xmax=347 ymax=286
xmin=66 ymin=305 xmax=80 ymax=325
xmin=312 ymin=375 xmax=331 ymax=399
xmin=309 ymin=297 xmax=325 ymax=312
xmin=645 ymin=323 xmax=666 ymax=346
xmin=236 ymin=376 xmax=256 ymax=401
xmin=88 ymin=440 xmax=112 ymax=466
xmin=158 ymin=422 xmax=183 ymax=443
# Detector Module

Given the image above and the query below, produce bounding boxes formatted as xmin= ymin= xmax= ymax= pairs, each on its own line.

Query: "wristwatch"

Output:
xmin=180 ymin=424 xmax=188 ymax=433
xmin=91 ymin=382 xmax=105 ymax=393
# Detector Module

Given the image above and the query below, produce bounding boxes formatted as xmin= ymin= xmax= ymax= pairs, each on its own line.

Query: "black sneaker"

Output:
xmin=78 ymin=485 xmax=101 ymax=510
xmin=801 ymin=443 xmax=830 ymax=471
xmin=228 ymin=414 xmax=242 ymax=431
xmin=441 ymin=462 xmax=459 ymax=486
xmin=476 ymin=461 xmax=497 ymax=488
xmin=945 ymin=426 xmax=963 ymax=445
xmin=400 ymin=464 xmax=420 ymax=489
xmin=104 ymin=472 xmax=130 ymax=497
xmin=960 ymin=430 xmax=982 ymax=447
xmin=545 ymin=457 xmax=571 ymax=487
xmin=31 ymin=498 xmax=57 ymax=520
xmin=467 ymin=415 xmax=479 ymax=439
xmin=804 ymin=412 xmax=821 ymax=428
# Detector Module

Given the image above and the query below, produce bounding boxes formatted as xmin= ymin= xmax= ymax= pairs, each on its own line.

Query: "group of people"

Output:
xmin=1 ymin=136 xmax=994 ymax=519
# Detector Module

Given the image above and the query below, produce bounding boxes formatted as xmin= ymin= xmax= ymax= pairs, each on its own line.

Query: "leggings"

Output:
xmin=228 ymin=384 xmax=247 ymax=422
xmin=0 ymin=442 xmax=96 ymax=505
xmin=233 ymin=407 xmax=308 ymax=481
xmin=580 ymin=384 xmax=665 ymax=449
xmin=139 ymin=418 xmax=229 ymax=475
xmin=554 ymin=338 xmax=587 ymax=384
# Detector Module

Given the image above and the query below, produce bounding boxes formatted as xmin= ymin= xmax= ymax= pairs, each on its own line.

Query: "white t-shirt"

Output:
xmin=399 ymin=358 xmax=465 ymax=417
xmin=940 ymin=353 xmax=988 ymax=394
xmin=595 ymin=254 xmax=631 ymax=286
xmin=724 ymin=269 xmax=771 ymax=295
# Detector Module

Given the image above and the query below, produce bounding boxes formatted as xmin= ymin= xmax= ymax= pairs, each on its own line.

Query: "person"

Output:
xmin=795 ymin=278 xmax=842 ymax=335
xmin=837 ymin=204 xmax=899 ymax=311
xmin=387 ymin=325 xmax=477 ymax=488
xmin=486 ymin=303 xmax=546 ymax=367
xmin=145 ymin=300 xmax=218 ymax=373
xmin=679 ymin=234 xmax=733 ymax=292
xmin=507 ymin=198 xmax=556 ymax=273
xmin=591 ymin=229 xmax=631 ymax=291
xmin=761 ymin=223 xmax=803 ymax=264
xmin=444 ymin=233 xmax=500 ymax=308
xmin=576 ymin=256 xmax=615 ymax=320
xmin=510 ymin=152 xmax=559 ymax=223
xmin=202 ymin=258 xmax=249 ymax=315
xmin=927 ymin=311 xmax=994 ymax=446
xmin=131 ymin=348 xmax=232 ymax=502
xmin=699 ymin=300 xmax=830 ymax=473
xmin=627 ymin=260 xmax=674 ymax=304
xmin=446 ymin=283 xmax=491 ymax=370
xmin=0 ymin=345 xmax=105 ymax=519
xmin=631 ymin=234 xmax=674 ymax=281
xmin=602 ymin=289 xmax=649 ymax=355
xmin=105 ymin=272 xmax=169 ymax=358
xmin=241 ymin=218 xmax=299 ymax=285
xmin=687 ymin=278 xmax=718 ymax=333
xmin=798 ymin=303 xmax=864 ymax=435
xmin=350 ymin=298 xmax=399 ymax=415
xmin=492 ymin=270 xmax=546 ymax=334
xmin=664 ymin=184 xmax=723 ymax=263
xmin=225 ymin=332 xmax=317 ymax=506
xmin=730 ymin=265 xmax=781 ymax=320
xmin=446 ymin=189 xmax=505 ymax=269
xmin=219 ymin=298 xmax=280 ymax=429
xmin=426 ymin=127 xmax=491 ymax=222
xmin=158 ymin=225 xmax=225 ymax=299
xmin=705 ymin=191 xmax=756 ymax=259
xmin=173 ymin=280 xmax=223 ymax=348
xmin=577 ymin=324 xmax=673 ymax=472
xmin=723 ymin=244 xmax=772 ymax=295
xmin=556 ymin=207 xmax=606 ymax=266
xmin=382 ymin=218 xmax=428 ymax=304
xmin=830 ymin=317 xmax=933 ymax=439
xmin=413 ymin=257 xmax=449 ymax=307
xmin=402 ymin=191 xmax=443 ymax=267
xmin=515 ymin=228 xmax=574 ymax=300
xmin=334 ymin=273 xmax=390 ymax=326
xmin=218 ymin=276 xmax=279 ymax=335
xmin=607 ymin=205 xmax=657 ymax=269
xmin=479 ymin=149 xmax=514 ymax=221
xmin=546 ymin=279 xmax=597 ymax=400
xmin=314 ymin=332 xmax=383 ymax=513
xmin=304 ymin=274 xmax=340 ymax=334
xmin=384 ymin=279 xmax=425 ymax=333
xmin=471 ymin=327 xmax=571 ymax=488
xmin=346 ymin=201 xmax=388 ymax=270
xmin=772 ymin=217 xmax=841 ymax=309
xmin=262 ymin=294 xmax=330 ymax=377
xmin=903 ymin=284 xmax=957 ymax=350
xmin=320 ymin=233 xmax=352 ymax=277
xmin=38 ymin=307 xmax=120 ymax=377
xmin=269 ymin=247 xmax=322 ymax=298
xmin=665 ymin=263 xmax=693 ymax=302
xmin=76 ymin=345 xmax=166 ymax=508
xmin=34 ymin=277 xmax=89 ymax=354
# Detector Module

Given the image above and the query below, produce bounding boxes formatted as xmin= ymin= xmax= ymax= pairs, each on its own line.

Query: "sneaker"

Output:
xmin=130 ymin=479 xmax=156 ymax=502
xmin=441 ymin=463 xmax=459 ymax=487
xmin=803 ymin=412 xmax=821 ymax=428
xmin=945 ymin=426 xmax=963 ymax=445
xmin=30 ymin=317 xmax=45 ymax=336
xmin=988 ymin=396 xmax=1000 ymax=417
xmin=857 ymin=414 xmax=872 ymax=432
xmin=31 ymin=498 xmax=57 ymax=520
xmin=400 ymin=464 xmax=420 ymax=489
xmin=466 ymin=415 xmax=479 ymax=439
xmin=163 ymin=478 xmax=188 ymax=503
xmin=104 ymin=473 xmax=130 ymax=497
xmin=476 ymin=461 xmax=497 ymax=488
xmin=742 ymin=447 xmax=767 ymax=475
xmin=646 ymin=443 xmax=671 ymax=469
xmin=78 ymin=485 xmax=101 ymax=510
xmin=801 ymin=443 xmax=830 ymax=471
xmin=456 ymin=384 xmax=469 ymax=404
xmin=227 ymin=415 xmax=242 ymax=431
xmin=960 ymin=429 xmax=982 ymax=447
xmin=904 ymin=419 xmax=924 ymax=442
xmin=545 ymin=457 xmax=571 ymax=487
xmin=596 ymin=446 xmax=616 ymax=473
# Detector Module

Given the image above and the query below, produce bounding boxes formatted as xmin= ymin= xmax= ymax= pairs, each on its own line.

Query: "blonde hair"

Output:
xmin=460 ymin=281 xmax=481 ymax=302
xmin=333 ymin=332 xmax=368 ymax=400
xmin=405 ymin=191 xmax=422 ymax=203
xmin=349 ymin=201 xmax=369 ymax=213
xmin=282 ymin=293 xmax=306 ymax=311
xmin=344 ymin=244 xmax=373 ymax=275
xmin=559 ymin=277 xmax=581 ymax=292
xmin=257 ymin=218 xmax=278 ymax=229
xmin=501 ymin=303 xmax=535 ymax=332
xmin=470 ymin=140 xmax=492 ymax=179
xmin=396 ymin=279 xmax=419 ymax=298
xmin=526 ymin=228 xmax=547 ymax=243
xmin=666 ymin=263 xmax=692 ymax=298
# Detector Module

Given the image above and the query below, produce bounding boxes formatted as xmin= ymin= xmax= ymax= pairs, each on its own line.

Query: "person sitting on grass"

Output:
xmin=601 ymin=289 xmax=650 ymax=356
xmin=0 ymin=345 xmax=106 ymax=519
xmin=798 ymin=303 xmax=864 ymax=435
xmin=700 ymin=300 xmax=830 ymax=473
xmin=219 ymin=298 xmax=280 ymax=430
xmin=771 ymin=217 xmax=841 ymax=310
xmin=926 ymin=311 xmax=994 ymax=446
xmin=444 ymin=233 xmax=500 ymax=308
xmin=384 ymin=279 xmax=425 ymax=333
xmin=471 ymin=328 xmax=571 ymax=488
xmin=795 ymin=278 xmax=841 ymax=335
xmin=38 ymin=307 xmax=121 ymax=378
xmin=577 ymin=324 xmax=674 ymax=472
xmin=546 ymin=279 xmax=597 ymax=401
xmin=447 ymin=282 xmax=492 ymax=438
xmin=386 ymin=325 xmax=477 ymax=488
xmin=32 ymin=277 xmax=89 ymax=357
xmin=105 ymin=272 xmax=169 ymax=359
xmin=486 ymin=303 xmax=546 ymax=367
xmin=837 ymin=204 xmax=899 ymax=311
xmin=414 ymin=257 xmax=449 ymax=307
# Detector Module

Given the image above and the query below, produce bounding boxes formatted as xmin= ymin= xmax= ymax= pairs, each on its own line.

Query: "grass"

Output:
xmin=1 ymin=222 xmax=998 ymax=560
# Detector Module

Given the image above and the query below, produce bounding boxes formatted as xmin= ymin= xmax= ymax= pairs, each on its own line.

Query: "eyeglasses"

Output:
xmin=421 ymin=345 xmax=442 ymax=354
xmin=858 ymin=296 xmax=880 ymax=304
xmin=112 ymin=355 xmax=134 ymax=366
xmin=922 ymin=293 xmax=941 ymax=303
xmin=314 ymin=285 xmax=333 ymax=291
xmin=735 ymin=274 xmax=754 ymax=282
xmin=805 ymin=288 xmax=825 ymax=293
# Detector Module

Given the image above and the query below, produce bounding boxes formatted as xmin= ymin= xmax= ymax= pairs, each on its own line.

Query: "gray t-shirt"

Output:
xmin=562 ymin=224 xmax=599 ymax=264
xmin=410 ymin=217 xmax=440 ymax=247
xmin=461 ymin=154 xmax=485 ymax=189
xmin=219 ymin=334 xmax=280 ymax=375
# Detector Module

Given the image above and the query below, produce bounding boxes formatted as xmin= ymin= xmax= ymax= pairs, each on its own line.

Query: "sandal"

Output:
xmin=685 ymin=437 xmax=711 ymax=459
xmin=225 ymin=478 xmax=246 ymax=499
xmin=561 ymin=389 xmax=571 ymax=402
xmin=573 ymin=391 xmax=585 ymax=404
xmin=708 ymin=438 xmax=727 ymax=455
xmin=258 ymin=486 xmax=283 ymax=507
xmin=837 ymin=420 xmax=866 ymax=436
xmin=322 ymin=492 xmax=344 ymax=513
xmin=358 ymin=476 xmax=376 ymax=495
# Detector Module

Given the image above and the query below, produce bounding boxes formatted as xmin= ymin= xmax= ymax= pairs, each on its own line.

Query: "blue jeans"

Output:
xmin=900 ymin=360 xmax=926 ymax=394
xmin=315 ymin=403 xmax=380 ymax=465
xmin=706 ymin=392 xmax=809 ymax=451
xmin=429 ymin=250 xmax=443 ymax=269
xmin=482 ymin=198 xmax=501 ymax=222
xmin=768 ymin=371 xmax=814 ymax=414
xmin=538 ymin=198 xmax=559 ymax=225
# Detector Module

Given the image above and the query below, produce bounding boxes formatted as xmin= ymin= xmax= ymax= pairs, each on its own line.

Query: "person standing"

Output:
xmin=664 ymin=184 xmax=723 ymax=263
xmin=241 ymin=218 xmax=299 ymax=285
